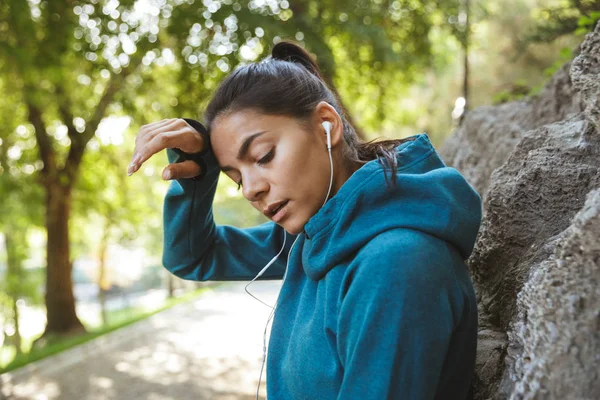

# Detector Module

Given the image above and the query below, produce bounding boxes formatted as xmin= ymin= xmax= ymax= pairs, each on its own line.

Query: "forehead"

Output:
xmin=210 ymin=110 xmax=306 ymax=156
xmin=210 ymin=110 xmax=268 ymax=161
xmin=211 ymin=109 xmax=267 ymax=145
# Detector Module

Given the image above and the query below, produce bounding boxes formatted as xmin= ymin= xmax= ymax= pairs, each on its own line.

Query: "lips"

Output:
xmin=264 ymin=200 xmax=289 ymax=218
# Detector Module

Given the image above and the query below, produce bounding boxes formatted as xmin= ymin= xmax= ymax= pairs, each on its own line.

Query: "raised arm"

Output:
xmin=129 ymin=118 xmax=294 ymax=282
xmin=163 ymin=144 xmax=294 ymax=281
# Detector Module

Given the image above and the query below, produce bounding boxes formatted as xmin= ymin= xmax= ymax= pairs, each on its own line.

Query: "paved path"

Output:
xmin=1 ymin=281 xmax=283 ymax=400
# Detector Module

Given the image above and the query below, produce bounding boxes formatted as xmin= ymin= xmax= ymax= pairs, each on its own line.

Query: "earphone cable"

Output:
xmin=252 ymin=140 xmax=334 ymax=400
xmin=244 ymin=232 xmax=288 ymax=309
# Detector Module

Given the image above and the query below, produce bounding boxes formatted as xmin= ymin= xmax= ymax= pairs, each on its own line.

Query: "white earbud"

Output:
xmin=322 ymin=121 xmax=332 ymax=150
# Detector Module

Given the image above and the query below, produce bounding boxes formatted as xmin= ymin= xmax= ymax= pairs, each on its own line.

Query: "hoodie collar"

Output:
xmin=301 ymin=133 xmax=482 ymax=281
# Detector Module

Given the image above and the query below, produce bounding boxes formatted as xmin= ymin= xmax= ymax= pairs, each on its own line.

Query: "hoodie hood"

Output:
xmin=301 ymin=133 xmax=482 ymax=281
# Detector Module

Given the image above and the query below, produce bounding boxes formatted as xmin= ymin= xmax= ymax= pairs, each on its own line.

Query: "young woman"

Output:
xmin=129 ymin=41 xmax=482 ymax=399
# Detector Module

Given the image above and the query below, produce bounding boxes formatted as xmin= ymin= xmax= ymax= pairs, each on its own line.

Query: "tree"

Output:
xmin=0 ymin=0 xmax=164 ymax=337
xmin=0 ymin=73 xmax=44 ymax=355
xmin=73 ymin=128 xmax=165 ymax=325
xmin=163 ymin=0 xmax=451 ymax=135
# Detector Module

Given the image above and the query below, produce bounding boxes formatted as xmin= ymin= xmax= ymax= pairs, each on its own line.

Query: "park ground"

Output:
xmin=1 ymin=281 xmax=282 ymax=400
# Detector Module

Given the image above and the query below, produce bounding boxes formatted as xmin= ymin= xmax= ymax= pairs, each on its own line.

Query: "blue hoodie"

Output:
xmin=163 ymin=128 xmax=482 ymax=400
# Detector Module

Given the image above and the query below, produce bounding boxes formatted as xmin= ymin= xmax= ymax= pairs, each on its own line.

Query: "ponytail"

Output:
xmin=271 ymin=41 xmax=324 ymax=81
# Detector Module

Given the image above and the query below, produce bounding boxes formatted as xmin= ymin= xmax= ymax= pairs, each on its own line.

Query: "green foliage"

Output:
xmin=492 ymin=79 xmax=533 ymax=104
xmin=72 ymin=130 xmax=166 ymax=260
xmin=526 ymin=0 xmax=599 ymax=43
xmin=543 ymin=46 xmax=574 ymax=77
xmin=575 ymin=11 xmax=600 ymax=34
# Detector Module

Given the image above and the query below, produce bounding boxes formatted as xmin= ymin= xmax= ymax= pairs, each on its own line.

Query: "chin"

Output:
xmin=285 ymin=227 xmax=303 ymax=235
xmin=281 ymin=219 xmax=306 ymax=236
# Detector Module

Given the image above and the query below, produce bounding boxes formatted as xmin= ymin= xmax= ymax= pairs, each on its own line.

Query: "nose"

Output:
xmin=241 ymin=171 xmax=269 ymax=203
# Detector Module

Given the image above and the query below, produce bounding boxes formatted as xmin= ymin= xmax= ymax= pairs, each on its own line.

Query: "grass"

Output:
xmin=0 ymin=285 xmax=218 ymax=374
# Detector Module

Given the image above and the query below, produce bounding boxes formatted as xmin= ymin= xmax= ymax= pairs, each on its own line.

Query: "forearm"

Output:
xmin=162 ymin=130 xmax=293 ymax=281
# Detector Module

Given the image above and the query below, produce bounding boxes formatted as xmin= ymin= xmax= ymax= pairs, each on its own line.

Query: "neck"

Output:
xmin=329 ymin=156 xmax=365 ymax=199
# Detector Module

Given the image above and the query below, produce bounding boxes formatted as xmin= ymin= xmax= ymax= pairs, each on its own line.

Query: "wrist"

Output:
xmin=182 ymin=118 xmax=211 ymax=157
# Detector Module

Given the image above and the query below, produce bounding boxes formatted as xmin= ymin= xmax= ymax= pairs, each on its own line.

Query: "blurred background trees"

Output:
xmin=0 ymin=0 xmax=598 ymax=369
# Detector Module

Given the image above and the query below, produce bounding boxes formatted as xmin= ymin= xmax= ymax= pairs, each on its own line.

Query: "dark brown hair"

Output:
xmin=204 ymin=41 xmax=414 ymax=185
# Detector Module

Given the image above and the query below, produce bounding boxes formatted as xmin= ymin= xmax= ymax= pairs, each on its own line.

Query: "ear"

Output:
xmin=314 ymin=101 xmax=344 ymax=149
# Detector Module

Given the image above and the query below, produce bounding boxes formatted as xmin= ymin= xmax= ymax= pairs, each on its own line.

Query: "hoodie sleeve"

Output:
xmin=336 ymin=229 xmax=466 ymax=400
xmin=162 ymin=120 xmax=293 ymax=281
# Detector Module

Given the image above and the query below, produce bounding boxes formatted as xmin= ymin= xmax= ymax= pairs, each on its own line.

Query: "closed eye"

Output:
xmin=236 ymin=149 xmax=275 ymax=191
xmin=257 ymin=149 xmax=275 ymax=165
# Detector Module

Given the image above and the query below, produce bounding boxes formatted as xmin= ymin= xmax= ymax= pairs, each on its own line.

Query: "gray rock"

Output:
xmin=439 ymin=102 xmax=531 ymax=197
xmin=470 ymin=115 xmax=599 ymax=333
xmin=506 ymin=188 xmax=600 ymax=400
xmin=571 ymin=28 xmax=600 ymax=131
xmin=440 ymin=23 xmax=600 ymax=400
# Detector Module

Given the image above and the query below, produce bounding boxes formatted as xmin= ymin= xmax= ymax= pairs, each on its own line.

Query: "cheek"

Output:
xmin=276 ymin=148 xmax=312 ymax=185
xmin=279 ymin=147 xmax=326 ymax=196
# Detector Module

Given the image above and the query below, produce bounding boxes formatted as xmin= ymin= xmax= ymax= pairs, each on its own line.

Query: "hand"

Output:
xmin=128 ymin=118 xmax=205 ymax=180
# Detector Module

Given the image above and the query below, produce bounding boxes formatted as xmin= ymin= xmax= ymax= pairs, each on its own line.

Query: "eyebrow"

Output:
xmin=220 ymin=131 xmax=268 ymax=172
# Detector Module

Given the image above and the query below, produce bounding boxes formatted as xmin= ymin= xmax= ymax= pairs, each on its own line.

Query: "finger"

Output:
xmin=141 ymin=119 xmax=199 ymax=158
xmin=134 ymin=119 xmax=173 ymax=151
xmin=162 ymin=160 xmax=202 ymax=180
xmin=131 ymin=119 xmax=178 ymax=162
xmin=139 ymin=118 xmax=176 ymax=137
xmin=144 ymin=118 xmax=181 ymax=139
xmin=133 ymin=129 xmax=184 ymax=171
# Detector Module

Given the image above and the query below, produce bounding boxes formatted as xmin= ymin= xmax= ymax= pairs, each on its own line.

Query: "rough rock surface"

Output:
xmin=440 ymin=24 xmax=600 ymax=400
xmin=470 ymin=116 xmax=599 ymax=333
xmin=507 ymin=188 xmax=600 ymax=399
xmin=571 ymin=27 xmax=600 ymax=131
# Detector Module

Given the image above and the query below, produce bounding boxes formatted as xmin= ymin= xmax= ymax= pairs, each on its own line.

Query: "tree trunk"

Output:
xmin=167 ymin=274 xmax=175 ymax=298
xmin=4 ymin=231 xmax=24 ymax=354
xmin=460 ymin=0 xmax=470 ymax=124
xmin=99 ymin=288 xmax=107 ymax=327
xmin=98 ymin=219 xmax=110 ymax=326
xmin=11 ymin=299 xmax=21 ymax=355
xmin=42 ymin=181 xmax=85 ymax=336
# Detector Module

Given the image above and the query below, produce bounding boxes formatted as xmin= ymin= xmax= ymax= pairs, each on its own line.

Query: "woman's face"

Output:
xmin=210 ymin=109 xmax=332 ymax=234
